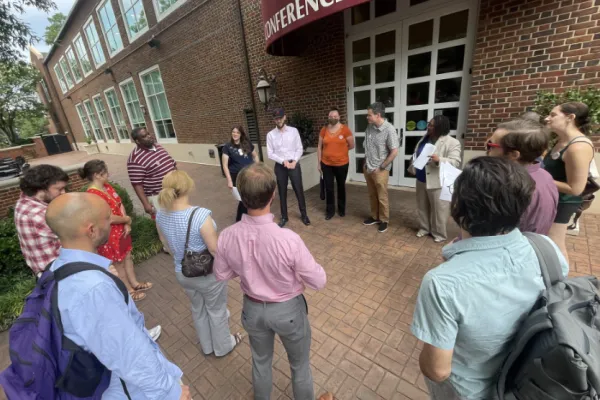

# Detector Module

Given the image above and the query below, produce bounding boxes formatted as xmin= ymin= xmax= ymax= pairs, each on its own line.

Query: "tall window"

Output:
xmin=97 ymin=0 xmax=123 ymax=56
xmin=105 ymin=88 xmax=130 ymax=140
xmin=83 ymin=99 xmax=104 ymax=141
xmin=41 ymin=79 xmax=51 ymax=102
xmin=59 ymin=57 xmax=74 ymax=89
xmin=140 ymin=67 xmax=175 ymax=139
xmin=120 ymin=0 xmax=148 ymax=41
xmin=65 ymin=46 xmax=83 ymax=83
xmin=53 ymin=64 xmax=67 ymax=94
xmin=154 ymin=0 xmax=187 ymax=20
xmin=74 ymin=34 xmax=93 ymax=76
xmin=76 ymin=103 xmax=92 ymax=138
xmin=84 ymin=18 xmax=106 ymax=67
xmin=93 ymin=95 xmax=115 ymax=140
xmin=119 ymin=79 xmax=146 ymax=128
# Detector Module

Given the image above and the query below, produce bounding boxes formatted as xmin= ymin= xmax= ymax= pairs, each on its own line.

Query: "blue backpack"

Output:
xmin=0 ymin=262 xmax=131 ymax=399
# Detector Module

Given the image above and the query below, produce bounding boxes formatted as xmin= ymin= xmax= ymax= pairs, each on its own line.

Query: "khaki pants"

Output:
xmin=148 ymin=195 xmax=169 ymax=251
xmin=416 ymin=180 xmax=450 ymax=240
xmin=364 ymin=168 xmax=390 ymax=223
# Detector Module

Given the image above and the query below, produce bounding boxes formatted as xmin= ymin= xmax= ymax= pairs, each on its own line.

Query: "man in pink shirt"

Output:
xmin=214 ymin=163 xmax=326 ymax=400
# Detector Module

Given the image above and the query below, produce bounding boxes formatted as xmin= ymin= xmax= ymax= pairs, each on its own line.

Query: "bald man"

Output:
xmin=46 ymin=193 xmax=190 ymax=400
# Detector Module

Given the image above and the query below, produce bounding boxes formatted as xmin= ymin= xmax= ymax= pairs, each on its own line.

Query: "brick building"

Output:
xmin=34 ymin=0 xmax=600 ymax=191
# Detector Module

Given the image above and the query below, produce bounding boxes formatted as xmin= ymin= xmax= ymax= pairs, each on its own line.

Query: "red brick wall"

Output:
xmin=0 ymin=145 xmax=39 ymax=161
xmin=466 ymin=0 xmax=600 ymax=150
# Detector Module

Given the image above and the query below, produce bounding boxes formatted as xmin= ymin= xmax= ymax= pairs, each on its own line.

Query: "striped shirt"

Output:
xmin=127 ymin=144 xmax=176 ymax=196
xmin=364 ymin=121 xmax=399 ymax=172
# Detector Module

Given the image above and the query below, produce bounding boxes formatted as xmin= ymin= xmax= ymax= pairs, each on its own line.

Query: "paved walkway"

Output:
xmin=2 ymin=152 xmax=599 ymax=399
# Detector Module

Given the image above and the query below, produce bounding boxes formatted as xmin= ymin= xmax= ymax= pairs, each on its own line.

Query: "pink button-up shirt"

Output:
xmin=214 ymin=213 xmax=326 ymax=302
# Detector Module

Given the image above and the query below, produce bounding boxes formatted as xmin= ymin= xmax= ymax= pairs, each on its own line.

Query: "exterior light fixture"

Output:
xmin=140 ymin=104 xmax=147 ymax=115
xmin=148 ymin=36 xmax=160 ymax=48
xmin=256 ymin=68 xmax=277 ymax=110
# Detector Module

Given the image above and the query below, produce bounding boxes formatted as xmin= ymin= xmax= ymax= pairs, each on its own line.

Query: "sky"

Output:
xmin=19 ymin=0 xmax=75 ymax=58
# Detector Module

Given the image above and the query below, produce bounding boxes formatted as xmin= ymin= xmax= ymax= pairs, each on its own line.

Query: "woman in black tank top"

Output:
xmin=543 ymin=102 xmax=595 ymax=264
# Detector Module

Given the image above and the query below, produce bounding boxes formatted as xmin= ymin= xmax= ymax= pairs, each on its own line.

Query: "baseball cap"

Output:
xmin=273 ymin=108 xmax=285 ymax=118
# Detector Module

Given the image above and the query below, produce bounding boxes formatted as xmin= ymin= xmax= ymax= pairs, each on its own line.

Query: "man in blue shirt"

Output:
xmin=45 ymin=192 xmax=190 ymax=400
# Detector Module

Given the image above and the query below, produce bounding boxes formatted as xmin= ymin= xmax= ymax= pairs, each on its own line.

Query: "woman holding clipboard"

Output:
xmin=222 ymin=126 xmax=259 ymax=221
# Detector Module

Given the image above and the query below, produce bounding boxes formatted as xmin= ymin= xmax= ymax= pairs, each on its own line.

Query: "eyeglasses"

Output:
xmin=486 ymin=140 xmax=502 ymax=151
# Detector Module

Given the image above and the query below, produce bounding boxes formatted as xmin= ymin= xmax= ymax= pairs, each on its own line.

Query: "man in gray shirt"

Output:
xmin=362 ymin=102 xmax=399 ymax=233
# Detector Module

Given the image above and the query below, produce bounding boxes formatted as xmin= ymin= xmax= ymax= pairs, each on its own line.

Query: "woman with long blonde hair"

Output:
xmin=156 ymin=170 xmax=243 ymax=356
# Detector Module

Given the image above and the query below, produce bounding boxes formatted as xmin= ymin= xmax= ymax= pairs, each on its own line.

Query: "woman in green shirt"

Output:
xmin=543 ymin=102 xmax=594 ymax=264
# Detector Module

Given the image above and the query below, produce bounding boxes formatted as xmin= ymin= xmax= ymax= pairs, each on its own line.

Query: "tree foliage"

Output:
xmin=15 ymin=113 xmax=48 ymax=138
xmin=534 ymin=88 xmax=600 ymax=136
xmin=0 ymin=61 xmax=45 ymax=145
xmin=0 ymin=0 xmax=56 ymax=62
xmin=44 ymin=12 xmax=66 ymax=46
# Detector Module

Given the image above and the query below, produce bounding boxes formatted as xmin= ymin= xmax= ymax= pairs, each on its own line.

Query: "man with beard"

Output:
xmin=127 ymin=127 xmax=176 ymax=251
xmin=46 ymin=193 xmax=190 ymax=399
xmin=267 ymin=108 xmax=310 ymax=227
xmin=14 ymin=164 xmax=69 ymax=276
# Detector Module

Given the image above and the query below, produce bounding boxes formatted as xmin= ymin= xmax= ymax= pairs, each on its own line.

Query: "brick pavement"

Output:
xmin=2 ymin=152 xmax=600 ymax=399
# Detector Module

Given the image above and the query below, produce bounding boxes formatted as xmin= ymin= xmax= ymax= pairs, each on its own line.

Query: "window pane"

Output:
xmin=434 ymin=107 xmax=459 ymax=130
xmin=375 ymin=60 xmax=394 ymax=83
xmin=353 ymin=65 xmax=370 ymax=87
xmin=165 ymin=121 xmax=175 ymax=138
xmin=375 ymin=0 xmax=395 ymax=17
xmin=407 ymin=52 xmax=431 ymax=79
xmin=355 ymin=157 xmax=365 ymax=174
xmin=408 ymin=19 xmax=433 ymax=50
xmin=352 ymin=38 xmax=370 ymax=62
xmin=406 ymin=110 xmax=428 ymax=132
xmin=351 ymin=2 xmax=370 ymax=25
xmin=385 ymin=112 xmax=394 ymax=125
xmin=157 ymin=94 xmax=171 ymax=119
xmin=354 ymin=90 xmax=370 ymax=110
xmin=407 ymin=82 xmax=429 ymax=105
xmin=354 ymin=115 xmax=368 ymax=133
xmin=439 ymin=10 xmax=469 ymax=43
xmin=375 ymin=87 xmax=394 ymax=107
xmin=405 ymin=136 xmax=421 ymax=158
xmin=355 ymin=137 xmax=365 ymax=154
xmin=375 ymin=31 xmax=395 ymax=58
xmin=436 ymin=45 xmax=465 ymax=74
xmin=435 ymin=78 xmax=462 ymax=103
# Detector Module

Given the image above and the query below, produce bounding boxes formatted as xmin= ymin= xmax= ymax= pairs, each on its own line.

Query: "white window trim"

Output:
xmin=64 ymin=46 xmax=83 ymax=84
xmin=53 ymin=64 xmax=67 ymax=94
xmin=83 ymin=16 xmax=106 ymax=68
xmin=92 ymin=94 xmax=116 ymax=142
xmin=104 ymin=87 xmax=131 ymax=143
xmin=74 ymin=33 xmax=94 ymax=77
xmin=83 ymin=98 xmax=105 ymax=142
xmin=138 ymin=65 xmax=178 ymax=143
xmin=58 ymin=56 xmax=74 ymax=90
xmin=96 ymin=0 xmax=124 ymax=58
xmin=118 ymin=0 xmax=149 ymax=43
xmin=153 ymin=0 xmax=188 ymax=22
xmin=118 ymin=77 xmax=146 ymax=130
xmin=75 ymin=103 xmax=92 ymax=139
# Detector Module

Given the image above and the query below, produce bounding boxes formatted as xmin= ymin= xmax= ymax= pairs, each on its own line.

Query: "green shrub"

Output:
xmin=0 ymin=273 xmax=35 ymax=331
xmin=288 ymin=113 xmax=316 ymax=150
xmin=0 ymin=215 xmax=30 ymax=277
xmin=130 ymin=214 xmax=163 ymax=264
xmin=80 ymin=180 xmax=134 ymax=216
xmin=534 ymin=87 xmax=600 ymax=135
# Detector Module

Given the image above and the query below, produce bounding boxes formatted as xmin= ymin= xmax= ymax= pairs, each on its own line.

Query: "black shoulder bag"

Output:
xmin=181 ymin=207 xmax=214 ymax=278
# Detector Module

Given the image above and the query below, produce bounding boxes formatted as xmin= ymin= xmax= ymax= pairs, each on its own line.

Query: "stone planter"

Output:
xmin=83 ymin=144 xmax=99 ymax=155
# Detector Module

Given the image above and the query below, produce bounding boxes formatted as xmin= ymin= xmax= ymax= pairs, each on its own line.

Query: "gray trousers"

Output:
xmin=425 ymin=377 xmax=467 ymax=400
xmin=176 ymin=271 xmax=235 ymax=356
xmin=241 ymin=295 xmax=313 ymax=400
xmin=416 ymin=180 xmax=450 ymax=240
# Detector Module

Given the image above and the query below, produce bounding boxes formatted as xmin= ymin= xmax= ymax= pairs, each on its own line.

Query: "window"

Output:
xmin=83 ymin=99 xmax=104 ymax=141
xmin=93 ymin=95 xmax=115 ymax=140
xmin=59 ymin=57 xmax=74 ymax=89
xmin=84 ymin=18 xmax=106 ymax=67
xmin=105 ymin=88 xmax=130 ymax=141
xmin=74 ymin=34 xmax=93 ymax=76
xmin=76 ymin=103 xmax=92 ymax=138
xmin=140 ymin=67 xmax=176 ymax=140
xmin=53 ymin=64 xmax=67 ymax=94
xmin=97 ymin=0 xmax=123 ymax=56
xmin=119 ymin=79 xmax=146 ymax=128
xmin=65 ymin=46 xmax=83 ymax=83
xmin=41 ymin=79 xmax=51 ymax=102
xmin=153 ymin=0 xmax=187 ymax=20
xmin=120 ymin=0 xmax=148 ymax=41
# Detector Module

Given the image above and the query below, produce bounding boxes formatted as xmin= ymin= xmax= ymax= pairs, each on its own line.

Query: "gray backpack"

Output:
xmin=497 ymin=232 xmax=600 ymax=399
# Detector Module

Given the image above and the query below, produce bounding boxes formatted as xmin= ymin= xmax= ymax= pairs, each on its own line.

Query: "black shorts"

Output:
xmin=554 ymin=202 xmax=580 ymax=224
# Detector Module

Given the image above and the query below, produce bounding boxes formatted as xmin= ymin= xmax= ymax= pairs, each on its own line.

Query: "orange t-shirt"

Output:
xmin=320 ymin=124 xmax=352 ymax=166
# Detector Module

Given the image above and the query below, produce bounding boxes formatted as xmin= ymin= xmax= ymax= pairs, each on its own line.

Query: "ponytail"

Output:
xmin=158 ymin=187 xmax=178 ymax=209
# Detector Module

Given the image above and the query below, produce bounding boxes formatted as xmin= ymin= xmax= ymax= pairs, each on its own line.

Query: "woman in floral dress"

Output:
xmin=79 ymin=159 xmax=152 ymax=301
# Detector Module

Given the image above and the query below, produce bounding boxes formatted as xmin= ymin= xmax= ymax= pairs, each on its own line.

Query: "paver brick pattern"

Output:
xmin=2 ymin=152 xmax=599 ymax=400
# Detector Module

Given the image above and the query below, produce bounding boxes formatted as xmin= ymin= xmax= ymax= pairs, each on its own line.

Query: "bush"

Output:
xmin=80 ymin=180 xmax=134 ymax=216
xmin=0 ymin=273 xmax=35 ymax=331
xmin=130 ymin=214 xmax=163 ymax=264
xmin=288 ymin=113 xmax=317 ymax=150
xmin=534 ymin=87 xmax=600 ymax=135
xmin=0 ymin=215 xmax=30 ymax=277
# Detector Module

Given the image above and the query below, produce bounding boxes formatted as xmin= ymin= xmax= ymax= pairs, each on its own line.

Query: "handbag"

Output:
xmin=319 ymin=174 xmax=325 ymax=200
xmin=583 ymin=159 xmax=600 ymax=196
xmin=181 ymin=207 xmax=214 ymax=278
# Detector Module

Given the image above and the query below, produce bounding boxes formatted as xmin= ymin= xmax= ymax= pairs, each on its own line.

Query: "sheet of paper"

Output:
xmin=439 ymin=161 xmax=462 ymax=202
xmin=232 ymin=187 xmax=242 ymax=202
xmin=412 ymin=143 xmax=436 ymax=170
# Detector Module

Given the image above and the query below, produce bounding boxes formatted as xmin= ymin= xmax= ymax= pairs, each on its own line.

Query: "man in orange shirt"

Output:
xmin=317 ymin=107 xmax=355 ymax=220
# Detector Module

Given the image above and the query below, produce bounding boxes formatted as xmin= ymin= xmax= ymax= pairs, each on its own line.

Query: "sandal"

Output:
xmin=129 ymin=291 xmax=146 ymax=301
xmin=132 ymin=282 xmax=153 ymax=292
xmin=234 ymin=332 xmax=244 ymax=346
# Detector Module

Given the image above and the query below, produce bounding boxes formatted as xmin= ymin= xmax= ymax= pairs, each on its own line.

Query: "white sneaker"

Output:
xmin=148 ymin=325 xmax=162 ymax=342
xmin=416 ymin=230 xmax=429 ymax=238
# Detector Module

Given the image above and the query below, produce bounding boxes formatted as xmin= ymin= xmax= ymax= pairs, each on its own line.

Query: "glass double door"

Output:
xmin=347 ymin=3 xmax=472 ymax=186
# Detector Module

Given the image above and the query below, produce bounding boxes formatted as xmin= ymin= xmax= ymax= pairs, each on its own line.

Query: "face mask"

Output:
xmin=328 ymin=118 xmax=339 ymax=125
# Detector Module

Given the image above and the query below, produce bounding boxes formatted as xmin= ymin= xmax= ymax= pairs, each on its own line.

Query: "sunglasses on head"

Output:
xmin=486 ymin=140 xmax=502 ymax=151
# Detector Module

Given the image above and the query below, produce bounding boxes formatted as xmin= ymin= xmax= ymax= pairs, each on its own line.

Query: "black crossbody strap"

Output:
xmin=53 ymin=262 xmax=129 ymax=304
xmin=182 ymin=207 xmax=200 ymax=263
xmin=523 ymin=232 xmax=564 ymax=288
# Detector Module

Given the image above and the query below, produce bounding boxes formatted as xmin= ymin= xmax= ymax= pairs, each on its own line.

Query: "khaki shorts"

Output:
xmin=147 ymin=195 xmax=161 ymax=219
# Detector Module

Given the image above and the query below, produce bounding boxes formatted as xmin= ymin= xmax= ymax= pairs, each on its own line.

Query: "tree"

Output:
xmin=0 ymin=62 xmax=45 ymax=145
xmin=15 ymin=113 xmax=49 ymax=139
xmin=44 ymin=12 xmax=66 ymax=46
xmin=0 ymin=0 xmax=56 ymax=62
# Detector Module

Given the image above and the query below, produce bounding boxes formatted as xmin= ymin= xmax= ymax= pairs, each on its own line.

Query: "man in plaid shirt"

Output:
xmin=14 ymin=165 xmax=69 ymax=276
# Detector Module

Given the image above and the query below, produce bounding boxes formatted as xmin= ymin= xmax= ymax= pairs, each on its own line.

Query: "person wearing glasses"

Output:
xmin=408 ymin=115 xmax=461 ymax=243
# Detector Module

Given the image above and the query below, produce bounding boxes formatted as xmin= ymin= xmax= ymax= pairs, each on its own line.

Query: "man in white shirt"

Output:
xmin=266 ymin=108 xmax=310 ymax=228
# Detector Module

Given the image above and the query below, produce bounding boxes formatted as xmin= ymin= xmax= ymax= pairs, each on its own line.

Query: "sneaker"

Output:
xmin=378 ymin=222 xmax=388 ymax=233
xmin=416 ymin=229 xmax=429 ymax=238
xmin=433 ymin=237 xmax=446 ymax=243
xmin=363 ymin=217 xmax=381 ymax=226
xmin=148 ymin=325 xmax=162 ymax=342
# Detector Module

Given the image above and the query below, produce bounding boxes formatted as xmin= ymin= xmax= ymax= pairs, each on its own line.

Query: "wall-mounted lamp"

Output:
xmin=140 ymin=104 xmax=148 ymax=116
xmin=66 ymin=95 xmax=72 ymax=100
xmin=148 ymin=36 xmax=161 ymax=49
xmin=104 ymin=68 xmax=113 ymax=75
xmin=256 ymin=68 xmax=277 ymax=110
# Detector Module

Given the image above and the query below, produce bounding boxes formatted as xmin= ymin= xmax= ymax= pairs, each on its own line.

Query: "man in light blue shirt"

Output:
xmin=46 ymin=193 xmax=189 ymax=400
xmin=411 ymin=157 xmax=569 ymax=399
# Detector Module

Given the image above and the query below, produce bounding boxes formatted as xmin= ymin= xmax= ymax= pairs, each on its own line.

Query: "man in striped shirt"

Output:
xmin=127 ymin=127 xmax=176 ymax=250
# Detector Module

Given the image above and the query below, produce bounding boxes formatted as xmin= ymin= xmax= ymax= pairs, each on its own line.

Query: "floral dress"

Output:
xmin=87 ymin=183 xmax=132 ymax=262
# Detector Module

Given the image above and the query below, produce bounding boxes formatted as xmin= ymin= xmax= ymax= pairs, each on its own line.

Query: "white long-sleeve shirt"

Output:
xmin=266 ymin=125 xmax=303 ymax=164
